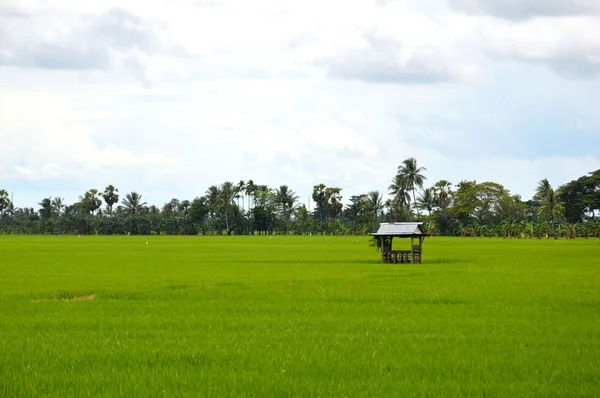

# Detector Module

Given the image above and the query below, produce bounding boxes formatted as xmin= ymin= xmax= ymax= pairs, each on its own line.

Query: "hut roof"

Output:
xmin=371 ymin=222 xmax=426 ymax=237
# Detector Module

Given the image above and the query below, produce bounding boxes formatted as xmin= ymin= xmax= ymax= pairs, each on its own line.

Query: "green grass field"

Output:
xmin=1 ymin=235 xmax=599 ymax=397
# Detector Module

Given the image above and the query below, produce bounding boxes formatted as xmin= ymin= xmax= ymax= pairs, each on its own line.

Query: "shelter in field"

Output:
xmin=371 ymin=222 xmax=428 ymax=264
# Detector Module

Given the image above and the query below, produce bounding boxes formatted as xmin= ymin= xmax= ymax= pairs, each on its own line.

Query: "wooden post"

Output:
xmin=410 ymin=236 xmax=414 ymax=264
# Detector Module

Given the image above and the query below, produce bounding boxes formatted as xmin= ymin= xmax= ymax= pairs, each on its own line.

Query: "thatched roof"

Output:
xmin=371 ymin=222 xmax=426 ymax=237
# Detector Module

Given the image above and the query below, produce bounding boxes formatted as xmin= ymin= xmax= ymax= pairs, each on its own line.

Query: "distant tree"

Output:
xmin=189 ymin=197 xmax=209 ymax=234
xmin=537 ymin=182 xmax=565 ymax=239
xmin=534 ymin=178 xmax=552 ymax=202
xmin=0 ymin=189 xmax=10 ymax=217
xmin=395 ymin=158 xmax=427 ymax=221
xmin=51 ymin=197 xmax=64 ymax=217
xmin=365 ymin=191 xmax=384 ymax=231
xmin=557 ymin=170 xmax=600 ymax=222
xmin=416 ymin=187 xmax=437 ymax=219
xmin=237 ymin=180 xmax=246 ymax=210
xmin=121 ymin=192 xmax=147 ymax=235
xmin=121 ymin=192 xmax=147 ymax=216
xmin=312 ymin=184 xmax=327 ymax=232
xmin=38 ymin=197 xmax=53 ymax=221
xmin=245 ymin=180 xmax=255 ymax=211
xmin=388 ymin=174 xmax=412 ymax=221
xmin=275 ymin=185 xmax=299 ymax=234
xmin=220 ymin=181 xmax=242 ymax=234
xmin=78 ymin=189 xmax=103 ymax=215
xmin=102 ymin=185 xmax=119 ymax=214
xmin=205 ymin=185 xmax=222 ymax=232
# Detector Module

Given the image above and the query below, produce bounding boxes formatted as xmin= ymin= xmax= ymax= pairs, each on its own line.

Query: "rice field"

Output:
xmin=0 ymin=235 xmax=599 ymax=396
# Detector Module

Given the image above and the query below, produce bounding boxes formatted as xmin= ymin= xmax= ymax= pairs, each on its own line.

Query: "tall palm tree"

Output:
xmin=178 ymin=200 xmax=191 ymax=216
xmin=120 ymin=192 xmax=147 ymax=235
xmin=206 ymin=185 xmax=222 ymax=220
xmin=365 ymin=191 xmax=384 ymax=231
xmin=312 ymin=184 xmax=327 ymax=231
xmin=102 ymin=185 xmax=119 ymax=214
xmin=245 ymin=180 xmax=255 ymax=211
xmin=38 ymin=197 xmax=53 ymax=220
xmin=537 ymin=187 xmax=565 ymax=239
xmin=396 ymin=157 xmax=427 ymax=221
xmin=416 ymin=187 xmax=436 ymax=219
xmin=0 ymin=189 xmax=10 ymax=217
xmin=78 ymin=189 xmax=102 ymax=215
xmin=121 ymin=192 xmax=147 ymax=216
xmin=388 ymin=174 xmax=411 ymax=220
xmin=276 ymin=185 xmax=299 ymax=234
xmin=220 ymin=181 xmax=241 ymax=234
xmin=237 ymin=180 xmax=246 ymax=210
xmin=51 ymin=197 xmax=64 ymax=217
xmin=433 ymin=180 xmax=452 ymax=204
xmin=534 ymin=178 xmax=552 ymax=202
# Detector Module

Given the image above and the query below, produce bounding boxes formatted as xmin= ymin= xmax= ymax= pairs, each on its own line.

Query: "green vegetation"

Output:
xmin=1 ymin=236 xmax=599 ymax=396
xmin=1 ymin=163 xmax=599 ymax=237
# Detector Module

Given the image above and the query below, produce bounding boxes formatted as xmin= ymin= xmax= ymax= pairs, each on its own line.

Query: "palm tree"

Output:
xmin=51 ymin=197 xmax=64 ymax=217
xmin=237 ymin=180 xmax=246 ymax=210
xmin=0 ymin=189 xmax=10 ymax=216
xmin=121 ymin=192 xmax=147 ymax=235
xmin=38 ymin=198 xmax=53 ymax=220
xmin=102 ymin=185 xmax=119 ymax=214
xmin=312 ymin=184 xmax=327 ymax=231
xmin=365 ymin=191 xmax=384 ymax=231
xmin=245 ymin=180 xmax=255 ymax=211
xmin=538 ymin=187 xmax=565 ymax=239
xmin=276 ymin=185 xmax=299 ymax=234
xmin=78 ymin=189 xmax=102 ymax=215
xmin=433 ymin=180 xmax=452 ymax=207
xmin=534 ymin=178 xmax=552 ymax=202
xmin=416 ymin=187 xmax=436 ymax=219
xmin=121 ymin=192 xmax=147 ymax=216
xmin=388 ymin=174 xmax=411 ymax=220
xmin=396 ymin=158 xmax=427 ymax=221
xmin=178 ymin=200 xmax=191 ymax=216
xmin=206 ymin=185 xmax=222 ymax=225
xmin=220 ymin=181 xmax=241 ymax=234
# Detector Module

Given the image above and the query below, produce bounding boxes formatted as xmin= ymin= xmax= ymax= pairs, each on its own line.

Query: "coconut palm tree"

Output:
xmin=388 ymin=174 xmax=412 ymax=220
xmin=275 ymin=185 xmax=299 ymax=234
xmin=534 ymin=178 xmax=552 ymax=202
xmin=51 ymin=197 xmax=64 ymax=217
xmin=78 ymin=189 xmax=102 ymax=215
xmin=416 ymin=187 xmax=437 ymax=219
xmin=220 ymin=181 xmax=241 ymax=234
xmin=38 ymin=198 xmax=53 ymax=220
xmin=0 ymin=189 xmax=9 ymax=215
xmin=396 ymin=158 xmax=427 ymax=221
xmin=120 ymin=192 xmax=147 ymax=235
xmin=365 ymin=191 xmax=384 ymax=231
xmin=237 ymin=180 xmax=246 ymax=210
xmin=537 ymin=187 xmax=564 ymax=239
xmin=245 ymin=180 xmax=255 ymax=211
xmin=121 ymin=192 xmax=147 ymax=216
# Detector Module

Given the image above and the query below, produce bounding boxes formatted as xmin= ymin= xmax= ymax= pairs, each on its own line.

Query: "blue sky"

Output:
xmin=1 ymin=0 xmax=599 ymax=209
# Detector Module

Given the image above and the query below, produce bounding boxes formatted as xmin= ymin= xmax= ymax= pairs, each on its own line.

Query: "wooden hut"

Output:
xmin=371 ymin=222 xmax=428 ymax=264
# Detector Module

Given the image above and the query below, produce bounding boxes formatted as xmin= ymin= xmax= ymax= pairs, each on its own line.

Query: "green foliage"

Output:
xmin=557 ymin=169 xmax=600 ymax=222
xmin=2 ymin=166 xmax=600 ymax=237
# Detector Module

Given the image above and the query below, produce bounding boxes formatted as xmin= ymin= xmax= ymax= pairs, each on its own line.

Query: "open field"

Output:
xmin=1 ymin=235 xmax=599 ymax=396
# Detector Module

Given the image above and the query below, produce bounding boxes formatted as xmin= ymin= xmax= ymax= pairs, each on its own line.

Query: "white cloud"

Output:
xmin=445 ymin=0 xmax=600 ymax=21
xmin=0 ymin=0 xmax=599 ymax=209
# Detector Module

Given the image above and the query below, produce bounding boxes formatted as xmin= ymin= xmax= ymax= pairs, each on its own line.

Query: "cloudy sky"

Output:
xmin=1 ymin=0 xmax=599 ymax=209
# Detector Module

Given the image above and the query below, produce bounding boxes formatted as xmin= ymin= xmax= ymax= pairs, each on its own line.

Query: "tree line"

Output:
xmin=1 ymin=160 xmax=599 ymax=238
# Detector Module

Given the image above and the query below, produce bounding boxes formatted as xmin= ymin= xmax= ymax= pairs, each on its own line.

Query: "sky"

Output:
xmin=1 ymin=0 xmax=599 ymax=210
